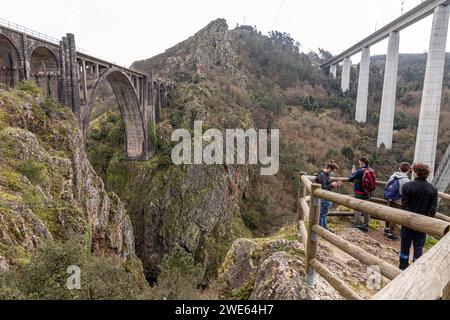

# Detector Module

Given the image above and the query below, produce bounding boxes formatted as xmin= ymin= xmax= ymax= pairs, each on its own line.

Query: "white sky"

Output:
xmin=0 ymin=0 xmax=440 ymax=67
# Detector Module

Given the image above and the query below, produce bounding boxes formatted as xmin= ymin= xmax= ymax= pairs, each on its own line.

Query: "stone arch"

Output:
xmin=85 ymin=68 xmax=146 ymax=159
xmin=0 ymin=33 xmax=21 ymax=88
xmin=30 ymin=46 xmax=59 ymax=98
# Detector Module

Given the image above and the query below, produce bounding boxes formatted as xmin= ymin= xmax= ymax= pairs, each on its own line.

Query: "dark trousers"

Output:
xmin=399 ymin=227 xmax=427 ymax=270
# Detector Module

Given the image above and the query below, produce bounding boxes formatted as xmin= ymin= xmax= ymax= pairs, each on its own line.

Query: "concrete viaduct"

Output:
xmin=0 ymin=18 xmax=174 ymax=160
xmin=322 ymin=0 xmax=450 ymax=187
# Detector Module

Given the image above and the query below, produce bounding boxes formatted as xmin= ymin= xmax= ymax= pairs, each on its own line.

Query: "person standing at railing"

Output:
xmin=399 ymin=163 xmax=438 ymax=270
xmin=317 ymin=161 xmax=342 ymax=231
xmin=383 ymin=162 xmax=411 ymax=241
xmin=349 ymin=157 xmax=377 ymax=233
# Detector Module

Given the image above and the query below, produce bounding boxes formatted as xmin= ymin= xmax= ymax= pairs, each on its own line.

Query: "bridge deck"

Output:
xmin=321 ymin=0 xmax=450 ymax=68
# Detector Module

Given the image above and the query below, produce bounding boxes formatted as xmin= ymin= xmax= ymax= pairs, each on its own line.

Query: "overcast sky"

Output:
xmin=0 ymin=0 xmax=440 ymax=67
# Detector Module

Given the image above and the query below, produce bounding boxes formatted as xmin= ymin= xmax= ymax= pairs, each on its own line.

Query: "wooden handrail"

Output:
xmin=309 ymin=175 xmax=450 ymax=223
xmin=297 ymin=172 xmax=309 ymax=244
xmin=305 ymin=183 xmax=321 ymax=285
xmin=301 ymin=174 xmax=313 ymax=193
xmin=312 ymin=225 xmax=401 ymax=280
xmin=300 ymin=173 xmax=450 ymax=300
xmin=314 ymin=188 xmax=450 ymax=238
xmin=310 ymin=259 xmax=362 ymax=300
xmin=308 ymin=175 xmax=450 ymax=202
xmin=299 ymin=198 xmax=310 ymax=221
xmin=373 ymin=232 xmax=450 ymax=300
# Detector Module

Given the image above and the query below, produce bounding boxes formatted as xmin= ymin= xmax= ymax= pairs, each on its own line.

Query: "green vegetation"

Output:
xmin=0 ymin=239 xmax=151 ymax=300
xmin=16 ymin=160 xmax=49 ymax=186
xmin=152 ymin=245 xmax=203 ymax=300
xmin=15 ymin=80 xmax=43 ymax=96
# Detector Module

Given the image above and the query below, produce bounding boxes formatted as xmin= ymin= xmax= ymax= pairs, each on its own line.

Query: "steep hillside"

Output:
xmin=0 ymin=83 xmax=150 ymax=299
xmin=86 ymin=19 xmax=450 ymax=298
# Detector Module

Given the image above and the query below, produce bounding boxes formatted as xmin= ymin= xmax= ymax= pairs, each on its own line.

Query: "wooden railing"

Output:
xmin=297 ymin=172 xmax=450 ymax=300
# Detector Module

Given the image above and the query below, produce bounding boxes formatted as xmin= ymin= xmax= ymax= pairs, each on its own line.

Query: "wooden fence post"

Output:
xmin=305 ymin=183 xmax=321 ymax=287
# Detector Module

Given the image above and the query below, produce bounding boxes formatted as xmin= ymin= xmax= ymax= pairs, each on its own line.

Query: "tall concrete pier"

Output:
xmin=341 ymin=58 xmax=351 ymax=92
xmin=330 ymin=64 xmax=337 ymax=78
xmin=355 ymin=47 xmax=370 ymax=123
xmin=377 ymin=32 xmax=400 ymax=149
xmin=414 ymin=5 xmax=450 ymax=179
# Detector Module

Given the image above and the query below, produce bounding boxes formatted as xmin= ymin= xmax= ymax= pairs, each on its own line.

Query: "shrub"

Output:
xmin=15 ymin=81 xmax=42 ymax=96
xmin=394 ymin=112 xmax=409 ymax=131
xmin=0 ymin=239 xmax=150 ymax=300
xmin=153 ymin=245 xmax=203 ymax=300
xmin=341 ymin=146 xmax=355 ymax=160
xmin=16 ymin=160 xmax=49 ymax=186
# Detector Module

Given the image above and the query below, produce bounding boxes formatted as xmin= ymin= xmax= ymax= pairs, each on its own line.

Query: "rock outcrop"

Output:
xmin=0 ymin=87 xmax=136 ymax=267
xmin=219 ymin=226 xmax=400 ymax=300
xmin=219 ymin=236 xmax=342 ymax=300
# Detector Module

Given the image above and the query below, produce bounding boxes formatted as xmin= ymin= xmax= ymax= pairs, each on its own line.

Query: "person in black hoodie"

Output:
xmin=399 ymin=163 xmax=438 ymax=270
xmin=317 ymin=161 xmax=342 ymax=231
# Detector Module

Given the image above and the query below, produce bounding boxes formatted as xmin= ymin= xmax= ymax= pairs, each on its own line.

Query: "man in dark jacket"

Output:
xmin=399 ymin=163 xmax=438 ymax=270
xmin=317 ymin=161 xmax=341 ymax=230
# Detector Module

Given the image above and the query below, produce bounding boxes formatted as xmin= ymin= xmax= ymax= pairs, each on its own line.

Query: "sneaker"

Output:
xmin=384 ymin=228 xmax=390 ymax=236
xmin=356 ymin=224 xmax=369 ymax=233
xmin=386 ymin=233 xmax=400 ymax=241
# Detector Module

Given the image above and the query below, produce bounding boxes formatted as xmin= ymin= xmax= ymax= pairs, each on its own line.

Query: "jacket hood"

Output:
xmin=392 ymin=172 xmax=409 ymax=179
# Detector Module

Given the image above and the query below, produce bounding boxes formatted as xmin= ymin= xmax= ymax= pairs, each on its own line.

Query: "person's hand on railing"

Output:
xmin=332 ymin=181 xmax=344 ymax=188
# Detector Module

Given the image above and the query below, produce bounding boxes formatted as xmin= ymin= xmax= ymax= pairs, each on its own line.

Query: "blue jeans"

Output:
xmin=320 ymin=200 xmax=333 ymax=230
xmin=399 ymin=227 xmax=427 ymax=270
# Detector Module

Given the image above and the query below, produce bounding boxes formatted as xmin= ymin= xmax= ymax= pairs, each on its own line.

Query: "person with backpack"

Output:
xmin=348 ymin=157 xmax=376 ymax=233
xmin=383 ymin=162 xmax=411 ymax=241
xmin=317 ymin=161 xmax=342 ymax=231
xmin=399 ymin=163 xmax=438 ymax=270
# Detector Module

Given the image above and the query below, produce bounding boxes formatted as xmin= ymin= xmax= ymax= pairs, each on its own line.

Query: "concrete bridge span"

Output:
xmin=0 ymin=18 xmax=174 ymax=160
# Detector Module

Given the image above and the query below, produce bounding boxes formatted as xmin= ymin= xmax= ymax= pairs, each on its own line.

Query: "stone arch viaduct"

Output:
xmin=322 ymin=0 xmax=450 ymax=190
xmin=0 ymin=18 xmax=174 ymax=160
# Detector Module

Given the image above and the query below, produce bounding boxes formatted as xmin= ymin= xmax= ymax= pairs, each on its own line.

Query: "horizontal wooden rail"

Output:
xmin=307 ymin=175 xmax=450 ymax=224
xmin=436 ymin=213 xmax=450 ymax=223
xmin=329 ymin=211 xmax=355 ymax=217
xmin=439 ymin=192 xmax=450 ymax=201
xmin=310 ymin=259 xmax=361 ymax=300
xmin=308 ymin=175 xmax=450 ymax=203
xmin=300 ymin=198 xmax=310 ymax=220
xmin=301 ymin=175 xmax=313 ymax=193
xmin=314 ymin=189 xmax=450 ymax=238
xmin=312 ymin=225 xmax=401 ymax=280
xmin=373 ymin=232 xmax=450 ymax=300
xmin=298 ymin=220 xmax=308 ymax=245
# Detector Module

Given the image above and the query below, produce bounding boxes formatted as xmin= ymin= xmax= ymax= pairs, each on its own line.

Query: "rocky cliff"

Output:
xmin=0 ymin=84 xmax=138 ymax=272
